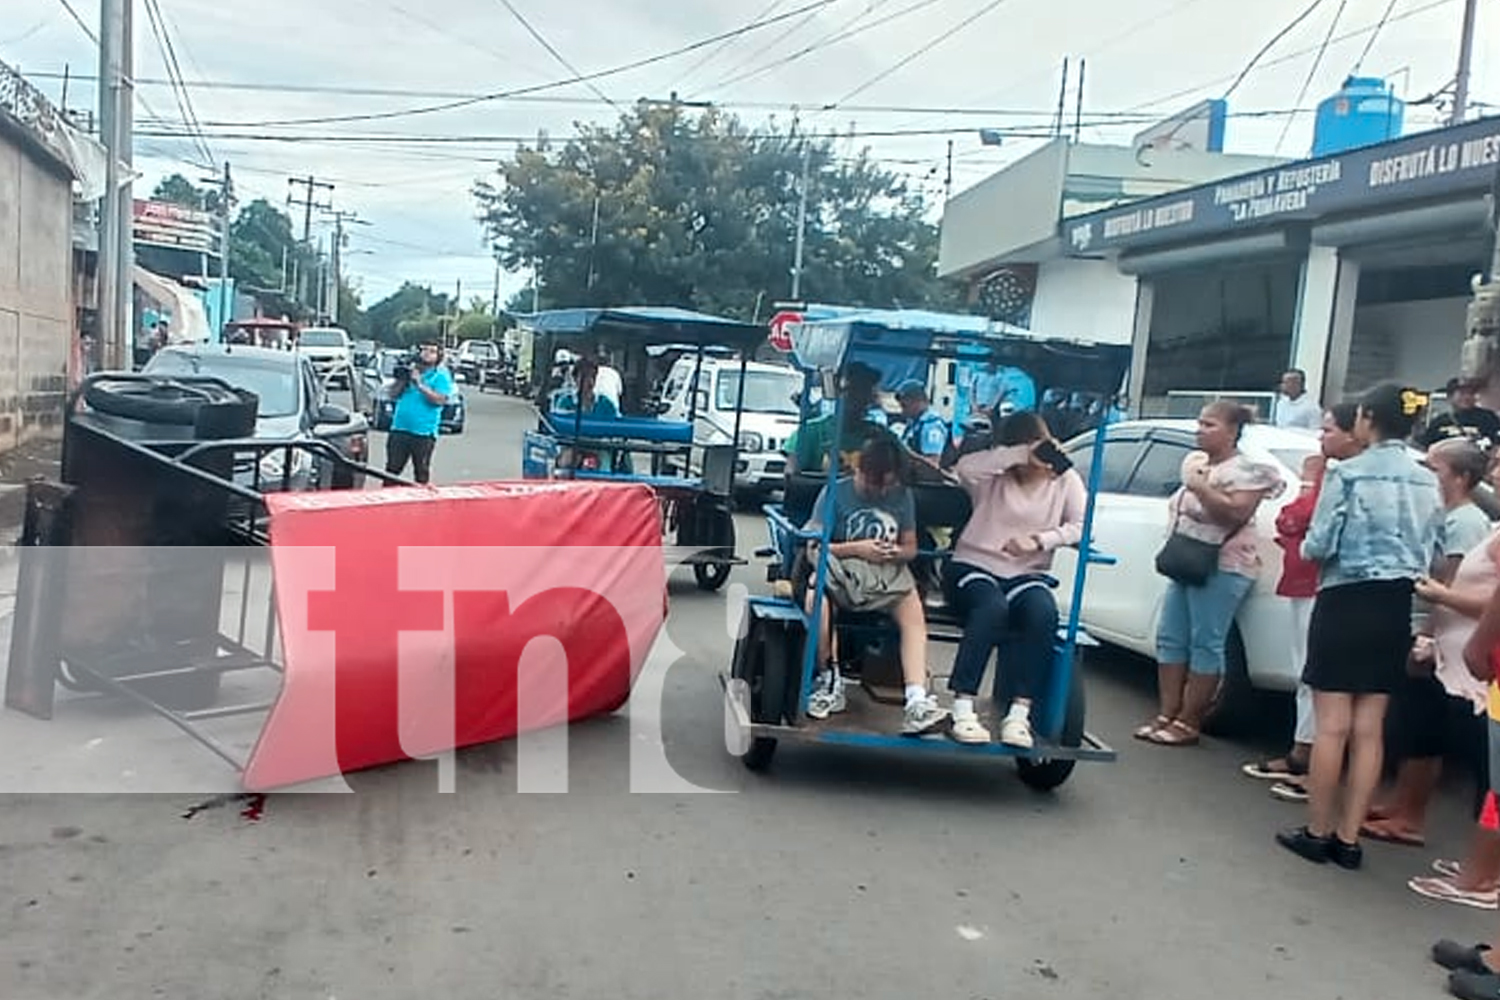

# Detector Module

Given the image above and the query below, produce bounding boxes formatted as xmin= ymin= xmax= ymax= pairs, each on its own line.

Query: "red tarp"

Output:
xmin=242 ymin=481 xmax=668 ymax=791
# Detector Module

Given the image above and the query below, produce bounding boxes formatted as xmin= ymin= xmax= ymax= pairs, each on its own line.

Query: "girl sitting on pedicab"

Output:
xmin=941 ymin=411 xmax=1087 ymax=749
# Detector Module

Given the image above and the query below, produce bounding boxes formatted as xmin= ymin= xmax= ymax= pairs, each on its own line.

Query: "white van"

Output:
xmin=658 ymin=356 xmax=804 ymax=498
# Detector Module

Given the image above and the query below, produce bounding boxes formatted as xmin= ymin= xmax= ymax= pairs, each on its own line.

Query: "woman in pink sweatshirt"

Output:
xmin=941 ymin=411 xmax=1087 ymax=747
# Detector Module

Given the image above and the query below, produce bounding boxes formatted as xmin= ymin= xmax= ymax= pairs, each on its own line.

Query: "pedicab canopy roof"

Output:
xmin=519 ymin=307 xmax=767 ymax=351
xmin=788 ymin=309 xmax=1133 ymax=400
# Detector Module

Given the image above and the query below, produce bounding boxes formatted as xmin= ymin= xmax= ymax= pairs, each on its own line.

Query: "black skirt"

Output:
xmin=1302 ymin=579 xmax=1415 ymax=695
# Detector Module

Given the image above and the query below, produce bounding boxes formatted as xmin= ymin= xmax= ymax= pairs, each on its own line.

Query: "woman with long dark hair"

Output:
xmin=1278 ymin=383 xmax=1443 ymax=870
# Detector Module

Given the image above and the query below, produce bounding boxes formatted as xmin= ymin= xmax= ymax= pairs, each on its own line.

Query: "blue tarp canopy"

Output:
xmin=789 ymin=309 xmax=1133 ymax=401
xmin=518 ymin=307 xmax=766 ymax=350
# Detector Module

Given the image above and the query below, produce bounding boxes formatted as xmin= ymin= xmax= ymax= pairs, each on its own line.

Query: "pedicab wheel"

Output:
xmin=694 ymin=560 xmax=732 ymax=592
xmin=728 ymin=606 xmax=795 ymax=772
xmin=1015 ymin=653 xmax=1087 ymax=792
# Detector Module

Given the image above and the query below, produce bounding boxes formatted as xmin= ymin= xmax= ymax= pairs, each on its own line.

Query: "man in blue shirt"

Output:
xmin=384 ymin=343 xmax=454 ymax=484
xmin=895 ymin=379 xmax=951 ymax=468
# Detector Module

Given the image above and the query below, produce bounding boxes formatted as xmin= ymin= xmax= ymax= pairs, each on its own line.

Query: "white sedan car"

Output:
xmin=1049 ymin=419 xmax=1322 ymax=735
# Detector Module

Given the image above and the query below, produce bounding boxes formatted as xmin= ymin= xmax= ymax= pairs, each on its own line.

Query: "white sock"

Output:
xmin=905 ymin=684 xmax=927 ymax=707
xmin=953 ymin=697 xmax=975 ymax=719
xmin=1007 ymin=701 xmax=1030 ymax=722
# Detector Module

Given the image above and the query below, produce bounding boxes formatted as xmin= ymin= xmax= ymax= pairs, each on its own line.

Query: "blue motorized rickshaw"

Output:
xmin=517 ymin=307 xmax=769 ymax=591
xmin=724 ymin=310 xmax=1132 ymax=790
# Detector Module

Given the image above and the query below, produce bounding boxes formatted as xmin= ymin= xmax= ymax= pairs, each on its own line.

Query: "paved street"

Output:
xmin=1 ymin=387 xmax=1493 ymax=1000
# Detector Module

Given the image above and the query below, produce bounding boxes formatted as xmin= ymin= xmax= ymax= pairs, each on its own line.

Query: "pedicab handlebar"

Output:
xmin=761 ymin=503 xmax=1118 ymax=565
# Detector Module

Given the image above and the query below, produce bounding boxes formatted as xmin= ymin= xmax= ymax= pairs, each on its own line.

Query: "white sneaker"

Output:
xmin=806 ymin=673 xmax=846 ymax=720
xmin=999 ymin=714 xmax=1034 ymax=749
xmin=902 ymin=695 xmax=950 ymax=736
xmin=949 ymin=709 xmax=992 ymax=745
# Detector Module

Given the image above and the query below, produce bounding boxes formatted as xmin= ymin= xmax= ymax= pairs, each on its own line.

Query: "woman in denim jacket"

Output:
xmin=1278 ymin=383 xmax=1443 ymax=871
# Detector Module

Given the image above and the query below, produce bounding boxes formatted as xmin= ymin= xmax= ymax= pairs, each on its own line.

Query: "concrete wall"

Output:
xmin=0 ymin=122 xmax=72 ymax=451
xmin=1347 ymin=296 xmax=1472 ymax=395
xmin=1029 ymin=258 xmax=1138 ymax=344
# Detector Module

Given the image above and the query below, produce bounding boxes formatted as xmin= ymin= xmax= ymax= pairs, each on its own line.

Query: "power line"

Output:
xmin=52 ymin=0 xmax=96 ymax=43
xmin=1352 ymin=0 xmax=1402 ymax=74
xmin=707 ymin=0 xmax=948 ymax=94
xmin=136 ymin=108 xmax=1322 ymax=148
xmin=1275 ymin=0 xmax=1347 ymax=154
xmin=1127 ymin=0 xmax=1458 ymax=113
xmin=670 ymin=0 xmax=788 ymax=92
xmin=382 ymin=1 xmax=551 ymax=83
xmin=491 ymin=0 xmax=623 ymax=112
xmin=183 ymin=0 xmax=839 ymax=130
xmin=694 ymin=0 xmax=880 ymax=96
xmin=824 ymin=0 xmax=1015 ymax=111
xmin=1222 ymin=0 xmax=1331 ymax=101
xmin=141 ymin=0 xmax=214 ymax=168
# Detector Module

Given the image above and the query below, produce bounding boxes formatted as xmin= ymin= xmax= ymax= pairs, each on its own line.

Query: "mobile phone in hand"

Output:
xmin=1034 ymin=439 xmax=1072 ymax=475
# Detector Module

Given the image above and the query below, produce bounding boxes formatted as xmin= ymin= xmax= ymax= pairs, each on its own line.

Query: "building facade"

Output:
xmin=0 ymin=61 xmax=105 ymax=452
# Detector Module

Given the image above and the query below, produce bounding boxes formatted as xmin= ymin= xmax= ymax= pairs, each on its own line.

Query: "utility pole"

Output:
xmin=790 ymin=140 xmax=811 ymax=300
xmin=202 ymin=161 xmax=234 ymax=341
xmin=323 ymin=209 xmax=367 ymax=326
xmin=286 ymin=175 xmax=333 ymax=308
xmin=944 ymin=140 xmax=954 ymax=202
xmin=97 ymin=0 xmax=134 ymax=371
xmin=586 ymin=192 xmax=601 ymax=292
xmin=1452 ymin=0 xmax=1478 ymax=125
xmin=491 ymin=255 xmax=501 ymax=339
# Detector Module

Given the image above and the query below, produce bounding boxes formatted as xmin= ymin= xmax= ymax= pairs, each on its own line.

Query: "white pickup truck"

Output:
xmin=295 ymin=327 xmax=353 ymax=387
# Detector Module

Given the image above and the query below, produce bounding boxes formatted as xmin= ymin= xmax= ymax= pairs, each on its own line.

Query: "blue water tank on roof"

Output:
xmin=1312 ymin=76 xmax=1404 ymax=157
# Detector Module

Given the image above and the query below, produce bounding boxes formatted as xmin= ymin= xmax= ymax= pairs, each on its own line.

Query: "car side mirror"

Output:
xmin=316 ymin=404 xmax=352 ymax=425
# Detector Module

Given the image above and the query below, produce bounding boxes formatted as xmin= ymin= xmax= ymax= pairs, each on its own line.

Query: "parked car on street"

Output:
xmin=453 ymin=339 xmax=503 ymax=389
xmin=141 ymin=343 xmax=371 ymax=490
xmin=1049 ymin=419 xmax=1321 ymax=734
xmin=295 ymin=326 xmax=354 ymax=387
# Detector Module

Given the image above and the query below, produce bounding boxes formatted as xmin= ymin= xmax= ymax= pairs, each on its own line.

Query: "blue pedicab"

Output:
xmin=517 ymin=307 xmax=768 ymax=591
xmin=724 ymin=310 xmax=1132 ymax=790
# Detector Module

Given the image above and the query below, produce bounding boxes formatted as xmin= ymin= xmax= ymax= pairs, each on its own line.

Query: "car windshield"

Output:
xmin=716 ymin=370 xmax=801 ymax=415
xmin=466 ymin=343 xmax=498 ymax=357
xmin=144 ymin=354 xmax=299 ymax=417
xmin=298 ymin=330 xmax=345 ymax=347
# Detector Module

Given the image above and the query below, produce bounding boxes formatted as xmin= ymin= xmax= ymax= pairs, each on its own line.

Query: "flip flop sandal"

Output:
xmin=1134 ymin=715 xmax=1171 ymax=741
xmin=1360 ymin=821 xmax=1426 ymax=847
xmin=1147 ymin=720 xmax=1200 ymax=746
xmin=1242 ymin=756 xmax=1307 ymax=780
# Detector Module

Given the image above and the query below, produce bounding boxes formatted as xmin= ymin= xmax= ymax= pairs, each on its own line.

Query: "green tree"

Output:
xmin=474 ymin=102 xmax=966 ymax=319
xmin=366 ymin=282 xmax=451 ymax=345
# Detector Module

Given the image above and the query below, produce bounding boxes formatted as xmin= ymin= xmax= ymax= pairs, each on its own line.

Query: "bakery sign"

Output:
xmin=133 ymin=199 xmax=219 ymax=255
xmin=1065 ymin=116 xmax=1500 ymax=255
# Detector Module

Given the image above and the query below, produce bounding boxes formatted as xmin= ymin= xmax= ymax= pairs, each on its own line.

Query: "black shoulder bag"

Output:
xmin=1154 ymin=503 xmax=1251 ymax=587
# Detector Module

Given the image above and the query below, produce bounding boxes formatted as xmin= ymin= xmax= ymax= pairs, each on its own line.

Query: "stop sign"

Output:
xmin=768 ymin=311 xmax=802 ymax=352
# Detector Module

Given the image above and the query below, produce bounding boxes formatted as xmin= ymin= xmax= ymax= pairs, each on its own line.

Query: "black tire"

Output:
xmin=729 ymin=612 xmax=798 ymax=772
xmin=1016 ymin=650 xmax=1086 ymax=792
xmin=694 ymin=561 xmax=732 ymax=591
xmin=1202 ymin=625 xmax=1261 ymax=738
xmin=84 ymin=377 xmax=242 ymax=426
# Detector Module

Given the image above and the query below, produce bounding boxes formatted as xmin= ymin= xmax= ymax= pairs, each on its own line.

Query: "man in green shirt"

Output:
xmin=785 ymin=361 xmax=892 ymax=475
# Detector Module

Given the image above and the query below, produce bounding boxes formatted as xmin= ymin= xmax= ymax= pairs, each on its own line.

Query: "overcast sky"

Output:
xmin=4 ymin=0 xmax=1495 ymax=306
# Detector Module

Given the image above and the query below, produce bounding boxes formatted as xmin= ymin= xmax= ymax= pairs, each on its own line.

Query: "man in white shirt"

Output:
xmin=1274 ymin=369 xmax=1323 ymax=431
xmin=592 ymin=350 xmax=624 ymax=408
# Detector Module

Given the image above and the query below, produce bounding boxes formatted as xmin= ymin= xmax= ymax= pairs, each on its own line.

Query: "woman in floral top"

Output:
xmin=1137 ymin=401 xmax=1286 ymax=746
